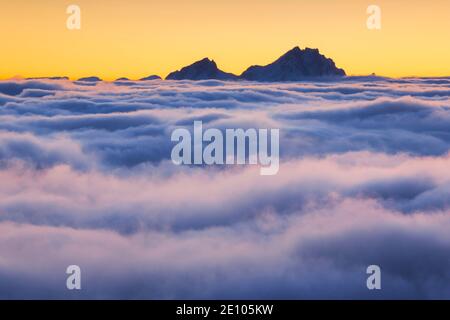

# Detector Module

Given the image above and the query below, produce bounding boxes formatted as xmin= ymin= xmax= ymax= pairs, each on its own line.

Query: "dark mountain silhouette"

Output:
xmin=35 ymin=47 xmax=346 ymax=83
xmin=77 ymin=76 xmax=102 ymax=82
xmin=26 ymin=76 xmax=69 ymax=80
xmin=240 ymin=47 xmax=346 ymax=81
xmin=140 ymin=75 xmax=162 ymax=81
xmin=166 ymin=58 xmax=238 ymax=80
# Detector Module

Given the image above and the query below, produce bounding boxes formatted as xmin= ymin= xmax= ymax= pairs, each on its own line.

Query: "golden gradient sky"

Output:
xmin=1 ymin=0 xmax=449 ymax=80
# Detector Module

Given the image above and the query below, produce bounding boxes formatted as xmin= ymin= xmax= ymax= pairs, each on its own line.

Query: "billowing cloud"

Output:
xmin=0 ymin=78 xmax=449 ymax=298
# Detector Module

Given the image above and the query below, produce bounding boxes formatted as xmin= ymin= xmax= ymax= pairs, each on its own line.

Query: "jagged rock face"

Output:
xmin=140 ymin=75 xmax=161 ymax=81
xmin=166 ymin=58 xmax=238 ymax=80
xmin=241 ymin=47 xmax=346 ymax=81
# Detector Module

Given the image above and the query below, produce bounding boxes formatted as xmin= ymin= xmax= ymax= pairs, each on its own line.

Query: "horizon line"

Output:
xmin=3 ymin=74 xmax=450 ymax=82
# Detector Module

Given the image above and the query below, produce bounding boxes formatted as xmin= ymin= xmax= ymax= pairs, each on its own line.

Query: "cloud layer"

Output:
xmin=0 ymin=77 xmax=450 ymax=299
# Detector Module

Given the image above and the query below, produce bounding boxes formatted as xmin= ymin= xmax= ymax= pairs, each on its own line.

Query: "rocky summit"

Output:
xmin=140 ymin=75 xmax=162 ymax=81
xmin=166 ymin=58 xmax=238 ymax=81
xmin=240 ymin=47 xmax=346 ymax=81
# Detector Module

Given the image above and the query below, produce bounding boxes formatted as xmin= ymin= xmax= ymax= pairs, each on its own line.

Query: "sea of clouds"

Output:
xmin=0 ymin=77 xmax=450 ymax=298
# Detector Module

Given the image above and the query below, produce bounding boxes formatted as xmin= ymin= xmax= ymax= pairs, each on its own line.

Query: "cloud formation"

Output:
xmin=0 ymin=77 xmax=449 ymax=298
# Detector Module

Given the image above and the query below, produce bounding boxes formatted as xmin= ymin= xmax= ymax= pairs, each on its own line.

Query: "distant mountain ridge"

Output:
xmin=26 ymin=76 xmax=69 ymax=81
xmin=165 ymin=47 xmax=345 ymax=81
xmin=26 ymin=47 xmax=346 ymax=82
xmin=77 ymin=76 xmax=102 ymax=82
xmin=240 ymin=47 xmax=346 ymax=81
xmin=166 ymin=58 xmax=238 ymax=81
xmin=140 ymin=75 xmax=162 ymax=81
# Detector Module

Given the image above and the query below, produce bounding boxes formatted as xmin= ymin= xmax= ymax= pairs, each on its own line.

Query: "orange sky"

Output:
xmin=1 ymin=0 xmax=449 ymax=80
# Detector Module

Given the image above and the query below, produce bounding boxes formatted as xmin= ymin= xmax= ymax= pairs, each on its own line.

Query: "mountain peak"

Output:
xmin=190 ymin=58 xmax=218 ymax=71
xmin=140 ymin=75 xmax=162 ymax=81
xmin=166 ymin=58 xmax=237 ymax=81
xmin=287 ymin=46 xmax=302 ymax=54
xmin=276 ymin=46 xmax=303 ymax=62
xmin=198 ymin=57 xmax=215 ymax=64
xmin=241 ymin=47 xmax=346 ymax=81
xmin=77 ymin=76 xmax=102 ymax=82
